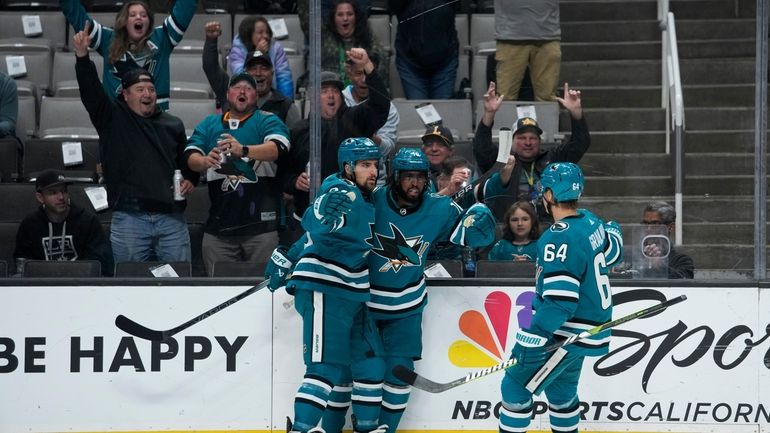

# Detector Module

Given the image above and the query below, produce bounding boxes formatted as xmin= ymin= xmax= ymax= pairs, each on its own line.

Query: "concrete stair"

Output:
xmin=559 ymin=0 xmax=760 ymax=276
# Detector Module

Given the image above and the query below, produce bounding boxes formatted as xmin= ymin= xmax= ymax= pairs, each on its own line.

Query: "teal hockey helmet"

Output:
xmin=539 ymin=162 xmax=584 ymax=202
xmin=391 ymin=147 xmax=430 ymax=178
xmin=337 ymin=137 xmax=380 ymax=173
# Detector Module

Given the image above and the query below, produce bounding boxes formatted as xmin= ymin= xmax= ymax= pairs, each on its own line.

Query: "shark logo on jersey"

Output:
xmin=367 ymin=222 xmax=429 ymax=272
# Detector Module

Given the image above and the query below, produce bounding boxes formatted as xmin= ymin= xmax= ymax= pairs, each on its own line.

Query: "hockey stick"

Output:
xmin=451 ymin=127 xmax=512 ymax=202
xmin=114 ymin=278 xmax=271 ymax=341
xmin=393 ymin=294 xmax=687 ymax=393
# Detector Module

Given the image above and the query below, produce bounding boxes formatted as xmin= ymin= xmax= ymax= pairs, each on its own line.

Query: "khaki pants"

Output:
xmin=495 ymin=40 xmax=561 ymax=102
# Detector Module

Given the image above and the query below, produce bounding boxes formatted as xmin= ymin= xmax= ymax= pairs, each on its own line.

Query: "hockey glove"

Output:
xmin=313 ymin=188 xmax=354 ymax=226
xmin=510 ymin=328 xmax=550 ymax=369
xmin=264 ymin=246 xmax=293 ymax=292
xmin=451 ymin=203 xmax=497 ymax=247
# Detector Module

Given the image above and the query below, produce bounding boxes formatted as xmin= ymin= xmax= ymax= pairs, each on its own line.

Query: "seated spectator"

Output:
xmin=227 ymin=15 xmax=295 ymax=99
xmin=321 ymin=0 xmax=387 ymax=86
xmin=343 ymin=55 xmax=399 ymax=185
xmin=14 ymin=170 xmax=113 ymax=275
xmin=184 ymin=73 xmax=290 ymax=276
xmin=473 ymin=81 xmax=589 ymax=225
xmin=0 ymin=71 xmax=18 ymax=139
xmin=203 ymin=22 xmax=300 ymax=126
xmin=488 ymin=201 xmax=539 ymax=261
xmin=390 ymin=0 xmax=459 ymax=99
xmin=59 ymin=0 xmax=198 ymax=111
xmin=641 ymin=201 xmax=694 ymax=279
xmin=73 ymin=26 xmax=198 ymax=263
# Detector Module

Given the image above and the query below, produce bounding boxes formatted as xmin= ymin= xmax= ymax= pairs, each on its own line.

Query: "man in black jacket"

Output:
xmin=201 ymin=21 xmax=300 ymax=126
xmin=73 ymin=25 xmax=198 ymax=263
xmin=14 ymin=170 xmax=113 ymax=275
xmin=280 ymin=48 xmax=389 ymax=243
xmin=473 ymin=81 xmax=589 ymax=225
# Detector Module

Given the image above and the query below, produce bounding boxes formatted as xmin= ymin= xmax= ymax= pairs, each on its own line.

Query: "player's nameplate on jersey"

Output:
xmin=84 ymin=186 xmax=109 ymax=212
xmin=61 ymin=141 xmax=83 ymax=166
xmin=22 ymin=15 xmax=43 ymax=37
xmin=268 ymin=18 xmax=289 ymax=40
xmin=6 ymin=56 xmax=27 ymax=78
xmin=415 ymin=103 xmax=442 ymax=126
xmin=150 ymin=263 xmax=180 ymax=278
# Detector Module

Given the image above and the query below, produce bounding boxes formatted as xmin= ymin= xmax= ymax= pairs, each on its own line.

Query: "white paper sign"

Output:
xmin=424 ymin=263 xmax=452 ymax=278
xmin=84 ymin=186 xmax=108 ymax=211
xmin=61 ymin=141 xmax=83 ymax=166
xmin=516 ymin=105 xmax=537 ymax=121
xmin=268 ymin=18 xmax=289 ymax=40
xmin=21 ymin=15 xmax=43 ymax=37
xmin=415 ymin=103 xmax=442 ymax=126
xmin=150 ymin=263 xmax=179 ymax=278
xmin=6 ymin=56 xmax=27 ymax=78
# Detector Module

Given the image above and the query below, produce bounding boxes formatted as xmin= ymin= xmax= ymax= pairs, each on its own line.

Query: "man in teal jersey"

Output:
xmin=276 ymin=137 xmax=384 ymax=433
xmin=184 ymin=73 xmax=290 ymax=276
xmin=499 ymin=162 xmax=624 ymax=433
xmin=318 ymin=148 xmax=496 ymax=433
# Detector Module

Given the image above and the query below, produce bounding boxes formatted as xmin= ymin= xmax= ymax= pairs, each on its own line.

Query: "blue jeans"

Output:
xmin=395 ymin=50 xmax=458 ymax=100
xmin=111 ymin=211 xmax=191 ymax=263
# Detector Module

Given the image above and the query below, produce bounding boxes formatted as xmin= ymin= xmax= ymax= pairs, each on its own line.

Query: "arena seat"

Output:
xmin=469 ymin=13 xmax=494 ymax=50
xmin=22 ymin=138 xmax=100 ymax=182
xmin=51 ymin=51 xmax=104 ymax=97
xmin=38 ymin=96 xmax=98 ymax=139
xmin=23 ymin=259 xmax=102 ymax=278
xmin=0 ymin=183 xmax=39 ymax=222
xmin=17 ymin=95 xmax=37 ymax=139
xmin=176 ymin=12 xmax=234 ymax=53
xmin=0 ymin=11 xmax=67 ymax=51
xmin=169 ymin=54 xmax=216 ymax=99
xmin=0 ymin=51 xmax=52 ymax=95
xmin=0 ymin=259 xmax=7 ymax=278
xmin=475 ymin=260 xmax=536 ymax=279
xmin=393 ymin=98 xmax=474 ymax=143
xmin=167 ymin=98 xmax=217 ymax=137
xmin=0 ymin=222 xmax=19 ymax=273
xmin=0 ymin=137 xmax=21 ymax=182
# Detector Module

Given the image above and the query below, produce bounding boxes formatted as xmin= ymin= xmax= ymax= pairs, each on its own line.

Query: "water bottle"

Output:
xmin=173 ymin=169 xmax=185 ymax=201
xmin=462 ymin=246 xmax=476 ymax=278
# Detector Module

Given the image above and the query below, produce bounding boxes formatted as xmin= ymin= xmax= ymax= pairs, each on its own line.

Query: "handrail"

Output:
xmin=660 ymin=10 xmax=685 ymax=247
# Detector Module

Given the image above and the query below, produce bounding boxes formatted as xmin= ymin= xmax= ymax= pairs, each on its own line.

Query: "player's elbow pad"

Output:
xmin=604 ymin=221 xmax=624 ymax=267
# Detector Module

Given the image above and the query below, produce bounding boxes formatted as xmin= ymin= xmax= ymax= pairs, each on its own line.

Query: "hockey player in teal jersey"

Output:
xmin=320 ymin=148 xmax=497 ymax=433
xmin=499 ymin=162 xmax=623 ymax=433
xmin=278 ymin=137 xmax=385 ymax=433
xmin=59 ymin=0 xmax=198 ymax=111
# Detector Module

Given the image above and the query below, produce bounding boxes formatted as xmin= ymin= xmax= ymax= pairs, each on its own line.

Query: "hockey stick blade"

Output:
xmin=394 ymin=294 xmax=687 ymax=393
xmin=115 ymin=278 xmax=271 ymax=341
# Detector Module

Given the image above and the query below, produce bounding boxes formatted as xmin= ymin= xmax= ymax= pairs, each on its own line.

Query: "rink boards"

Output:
xmin=0 ymin=281 xmax=768 ymax=433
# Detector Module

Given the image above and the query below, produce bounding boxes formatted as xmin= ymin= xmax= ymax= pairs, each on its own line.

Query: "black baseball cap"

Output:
xmin=229 ymin=72 xmax=258 ymax=89
xmin=35 ymin=169 xmax=71 ymax=192
xmin=513 ymin=117 xmax=543 ymax=136
xmin=244 ymin=50 xmax=273 ymax=69
xmin=421 ymin=125 xmax=454 ymax=148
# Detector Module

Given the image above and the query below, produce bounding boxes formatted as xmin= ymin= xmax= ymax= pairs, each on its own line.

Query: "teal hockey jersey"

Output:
xmin=288 ymin=175 xmax=375 ymax=302
xmin=366 ymin=188 xmax=465 ymax=319
xmin=531 ymin=209 xmax=623 ymax=357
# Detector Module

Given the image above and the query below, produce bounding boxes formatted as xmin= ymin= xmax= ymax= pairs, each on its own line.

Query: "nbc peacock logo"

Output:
xmin=448 ymin=290 xmax=536 ymax=367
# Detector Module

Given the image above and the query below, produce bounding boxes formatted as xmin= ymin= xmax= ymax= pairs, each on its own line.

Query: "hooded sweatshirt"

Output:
xmin=14 ymin=202 xmax=113 ymax=275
